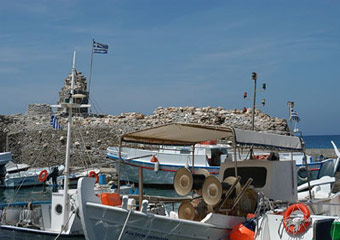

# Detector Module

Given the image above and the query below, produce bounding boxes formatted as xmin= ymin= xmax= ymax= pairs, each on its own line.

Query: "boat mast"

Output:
xmin=61 ymin=51 xmax=77 ymax=230
xmin=49 ymin=51 xmax=90 ymax=232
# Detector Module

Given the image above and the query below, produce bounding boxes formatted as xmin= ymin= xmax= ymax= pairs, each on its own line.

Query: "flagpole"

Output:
xmin=88 ymin=39 xmax=95 ymax=103
xmin=288 ymin=101 xmax=294 ymax=136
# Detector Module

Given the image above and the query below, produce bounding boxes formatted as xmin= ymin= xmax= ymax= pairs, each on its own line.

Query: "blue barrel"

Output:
xmin=98 ymin=174 xmax=106 ymax=185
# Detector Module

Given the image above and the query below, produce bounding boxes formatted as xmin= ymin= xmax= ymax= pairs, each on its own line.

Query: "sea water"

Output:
xmin=0 ymin=186 xmax=52 ymax=203
xmin=0 ymin=185 xmax=178 ymax=204
xmin=303 ymin=135 xmax=340 ymax=149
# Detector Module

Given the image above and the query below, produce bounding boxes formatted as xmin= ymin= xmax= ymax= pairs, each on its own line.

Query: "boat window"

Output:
xmin=180 ymin=148 xmax=191 ymax=154
xmin=217 ymin=148 xmax=228 ymax=154
xmin=207 ymin=149 xmax=226 ymax=166
xmin=223 ymin=167 xmax=267 ymax=188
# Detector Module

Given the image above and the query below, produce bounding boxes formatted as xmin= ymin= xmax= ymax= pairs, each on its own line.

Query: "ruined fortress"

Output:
xmin=0 ymin=71 xmax=291 ymax=167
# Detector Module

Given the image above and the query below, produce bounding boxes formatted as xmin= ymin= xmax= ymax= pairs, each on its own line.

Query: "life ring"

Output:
xmin=297 ymin=166 xmax=308 ymax=181
xmin=88 ymin=171 xmax=99 ymax=183
xmin=283 ymin=203 xmax=311 ymax=235
xmin=38 ymin=170 xmax=48 ymax=182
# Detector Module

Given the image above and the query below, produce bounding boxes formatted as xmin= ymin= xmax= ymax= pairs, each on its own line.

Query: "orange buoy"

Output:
xmin=88 ymin=171 xmax=99 ymax=183
xmin=253 ymin=154 xmax=269 ymax=160
xmin=38 ymin=170 xmax=48 ymax=182
xmin=151 ymin=156 xmax=158 ymax=162
xmin=230 ymin=223 xmax=255 ymax=240
xmin=200 ymin=140 xmax=217 ymax=145
xmin=283 ymin=203 xmax=311 ymax=235
xmin=100 ymin=193 xmax=122 ymax=206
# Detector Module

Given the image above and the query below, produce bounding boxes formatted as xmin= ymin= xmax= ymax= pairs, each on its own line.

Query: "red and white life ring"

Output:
xmin=38 ymin=170 xmax=48 ymax=182
xmin=88 ymin=171 xmax=99 ymax=183
xmin=283 ymin=203 xmax=311 ymax=235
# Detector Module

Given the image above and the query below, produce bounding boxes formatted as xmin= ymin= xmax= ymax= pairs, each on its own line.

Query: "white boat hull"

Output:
xmin=4 ymin=174 xmax=44 ymax=188
xmin=84 ymin=202 xmax=229 ymax=240
xmin=0 ymin=190 xmax=83 ymax=239
xmin=255 ymin=212 xmax=339 ymax=240
xmin=1 ymin=166 xmax=64 ymax=188
xmin=78 ymin=178 xmax=241 ymax=240
xmin=107 ymin=145 xmax=227 ymax=185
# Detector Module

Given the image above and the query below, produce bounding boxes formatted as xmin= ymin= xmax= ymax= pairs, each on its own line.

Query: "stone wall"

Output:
xmin=58 ymin=71 xmax=89 ymax=113
xmin=0 ymin=115 xmax=13 ymax=152
xmin=0 ymin=104 xmax=290 ymax=167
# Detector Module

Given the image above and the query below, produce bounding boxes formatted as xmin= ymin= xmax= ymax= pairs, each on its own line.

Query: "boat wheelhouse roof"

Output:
xmin=121 ymin=123 xmax=304 ymax=151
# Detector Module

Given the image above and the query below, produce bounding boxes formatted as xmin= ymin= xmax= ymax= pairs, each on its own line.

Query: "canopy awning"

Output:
xmin=122 ymin=123 xmax=234 ymax=146
xmin=234 ymin=128 xmax=303 ymax=150
xmin=121 ymin=123 xmax=304 ymax=151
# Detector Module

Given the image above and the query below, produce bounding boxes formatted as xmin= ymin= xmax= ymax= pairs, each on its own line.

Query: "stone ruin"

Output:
xmin=0 ymin=70 xmax=297 ymax=166
xmin=58 ymin=71 xmax=89 ymax=113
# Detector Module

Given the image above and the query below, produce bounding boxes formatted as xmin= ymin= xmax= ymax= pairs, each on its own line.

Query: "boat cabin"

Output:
xmin=220 ymin=159 xmax=297 ymax=202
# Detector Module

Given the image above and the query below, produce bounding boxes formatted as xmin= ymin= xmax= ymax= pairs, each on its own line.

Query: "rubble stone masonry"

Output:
xmin=0 ymin=104 xmax=291 ymax=167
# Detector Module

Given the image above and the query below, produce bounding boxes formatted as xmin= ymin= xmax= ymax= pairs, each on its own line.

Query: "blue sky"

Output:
xmin=1 ymin=1 xmax=339 ymax=135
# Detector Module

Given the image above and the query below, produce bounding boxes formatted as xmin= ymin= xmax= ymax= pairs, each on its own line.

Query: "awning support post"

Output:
xmin=117 ymin=138 xmax=122 ymax=195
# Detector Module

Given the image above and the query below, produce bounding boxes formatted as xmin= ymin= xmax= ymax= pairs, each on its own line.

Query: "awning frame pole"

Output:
xmin=303 ymin=151 xmax=313 ymax=200
xmin=192 ymin=144 xmax=195 ymax=173
xmin=233 ymin=134 xmax=238 ymax=177
xmin=117 ymin=138 xmax=122 ymax=195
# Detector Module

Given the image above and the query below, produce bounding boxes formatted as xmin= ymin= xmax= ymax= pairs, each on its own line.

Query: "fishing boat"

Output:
xmin=106 ymin=142 xmax=231 ymax=185
xmin=106 ymin=141 xmax=328 ymax=186
xmin=0 ymin=51 xmax=90 ymax=239
xmin=0 ymin=152 xmax=11 ymax=186
xmin=2 ymin=165 xmax=64 ymax=188
xmin=0 ymin=152 xmax=64 ymax=188
xmin=77 ymin=123 xmax=340 ymax=240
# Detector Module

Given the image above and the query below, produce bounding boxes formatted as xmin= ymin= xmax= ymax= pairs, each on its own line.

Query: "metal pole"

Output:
xmin=252 ymin=73 xmax=257 ymax=131
xmin=288 ymin=101 xmax=294 ymax=136
xmin=61 ymin=51 xmax=76 ymax=231
xmin=191 ymin=144 xmax=195 ymax=198
xmin=303 ymin=152 xmax=313 ymax=200
xmin=250 ymin=72 xmax=257 ymax=159
xmin=138 ymin=167 xmax=143 ymax=211
xmin=117 ymin=138 xmax=122 ymax=195
xmin=191 ymin=145 xmax=195 ymax=173
xmin=233 ymin=142 xmax=238 ymax=177
xmin=88 ymin=39 xmax=94 ymax=100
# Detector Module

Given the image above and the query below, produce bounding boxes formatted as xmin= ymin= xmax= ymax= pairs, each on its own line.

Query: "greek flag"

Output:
xmin=50 ymin=114 xmax=62 ymax=130
xmin=290 ymin=108 xmax=301 ymax=122
xmin=93 ymin=41 xmax=108 ymax=54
